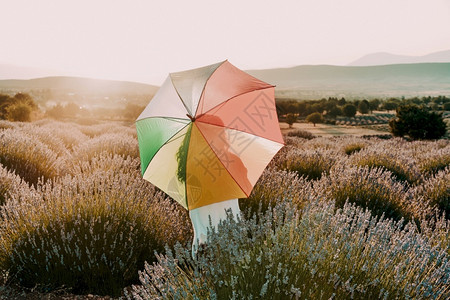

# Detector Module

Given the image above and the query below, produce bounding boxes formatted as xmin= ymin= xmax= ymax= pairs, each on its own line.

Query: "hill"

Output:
xmin=348 ymin=49 xmax=450 ymax=66
xmin=0 ymin=76 xmax=158 ymax=95
xmin=247 ymin=63 xmax=450 ymax=99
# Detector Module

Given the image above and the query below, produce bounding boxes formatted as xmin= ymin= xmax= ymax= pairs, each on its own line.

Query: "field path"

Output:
xmin=280 ymin=122 xmax=387 ymax=137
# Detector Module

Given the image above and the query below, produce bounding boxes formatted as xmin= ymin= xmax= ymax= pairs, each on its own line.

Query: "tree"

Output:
xmin=389 ymin=105 xmax=447 ymax=140
xmin=6 ymin=102 xmax=32 ymax=122
xmin=0 ymin=94 xmax=13 ymax=119
xmin=46 ymin=104 xmax=65 ymax=119
xmin=0 ymin=93 xmax=37 ymax=121
xmin=13 ymin=93 xmax=37 ymax=110
xmin=368 ymin=99 xmax=380 ymax=113
xmin=327 ymin=106 xmax=342 ymax=118
xmin=343 ymin=104 xmax=357 ymax=118
xmin=383 ymin=101 xmax=398 ymax=112
xmin=285 ymin=113 xmax=297 ymax=128
xmin=358 ymin=100 xmax=370 ymax=114
xmin=311 ymin=103 xmax=325 ymax=114
xmin=306 ymin=112 xmax=323 ymax=127
xmin=64 ymin=102 xmax=81 ymax=118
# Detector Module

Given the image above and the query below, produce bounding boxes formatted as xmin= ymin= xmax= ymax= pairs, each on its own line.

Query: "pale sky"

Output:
xmin=1 ymin=0 xmax=450 ymax=85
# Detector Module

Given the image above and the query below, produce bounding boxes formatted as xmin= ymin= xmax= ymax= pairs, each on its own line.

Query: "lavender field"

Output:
xmin=0 ymin=120 xmax=449 ymax=299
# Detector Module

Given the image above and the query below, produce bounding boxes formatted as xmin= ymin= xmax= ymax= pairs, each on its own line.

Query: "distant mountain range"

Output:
xmin=348 ymin=49 xmax=450 ymax=66
xmin=248 ymin=62 xmax=450 ymax=99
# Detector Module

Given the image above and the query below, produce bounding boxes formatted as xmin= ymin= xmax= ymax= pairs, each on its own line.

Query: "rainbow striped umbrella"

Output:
xmin=136 ymin=61 xmax=284 ymax=210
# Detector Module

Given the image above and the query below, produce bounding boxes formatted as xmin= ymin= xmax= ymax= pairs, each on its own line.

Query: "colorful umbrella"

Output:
xmin=136 ymin=61 xmax=284 ymax=210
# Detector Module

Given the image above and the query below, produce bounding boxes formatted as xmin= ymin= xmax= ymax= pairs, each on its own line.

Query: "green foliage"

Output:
xmin=305 ymin=112 xmax=323 ymax=126
xmin=327 ymin=105 xmax=342 ymax=118
xmin=285 ymin=113 xmax=297 ymax=128
xmin=357 ymin=100 xmax=370 ymax=114
xmin=129 ymin=202 xmax=449 ymax=299
xmin=46 ymin=103 xmax=65 ymax=119
xmin=343 ymin=104 xmax=357 ymax=117
xmin=46 ymin=102 xmax=82 ymax=119
xmin=5 ymin=102 xmax=32 ymax=122
xmin=368 ymin=99 xmax=380 ymax=112
xmin=389 ymin=105 xmax=447 ymax=140
xmin=382 ymin=100 xmax=399 ymax=112
xmin=0 ymin=157 xmax=192 ymax=296
xmin=0 ymin=93 xmax=37 ymax=121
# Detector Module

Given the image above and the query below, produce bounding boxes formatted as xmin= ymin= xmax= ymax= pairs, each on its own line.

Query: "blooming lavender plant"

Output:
xmin=0 ymin=155 xmax=192 ymax=296
xmin=129 ymin=201 xmax=450 ymax=299
xmin=0 ymin=128 xmax=59 ymax=185
xmin=0 ymin=164 xmax=35 ymax=205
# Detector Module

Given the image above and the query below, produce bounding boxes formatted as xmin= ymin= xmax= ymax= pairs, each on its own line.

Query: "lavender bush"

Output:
xmin=34 ymin=120 xmax=89 ymax=150
xmin=278 ymin=147 xmax=336 ymax=180
xmin=129 ymin=201 xmax=450 ymax=299
xmin=413 ymin=168 xmax=450 ymax=219
xmin=316 ymin=166 xmax=414 ymax=222
xmin=0 ymin=128 xmax=59 ymax=185
xmin=0 ymin=120 xmax=449 ymax=298
xmin=351 ymin=149 xmax=420 ymax=184
xmin=240 ymin=168 xmax=315 ymax=217
xmin=0 ymin=155 xmax=191 ymax=296
xmin=0 ymin=165 xmax=35 ymax=205
xmin=70 ymin=132 xmax=139 ymax=164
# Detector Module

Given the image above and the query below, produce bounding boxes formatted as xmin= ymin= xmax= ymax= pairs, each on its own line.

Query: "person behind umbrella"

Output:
xmin=176 ymin=115 xmax=251 ymax=257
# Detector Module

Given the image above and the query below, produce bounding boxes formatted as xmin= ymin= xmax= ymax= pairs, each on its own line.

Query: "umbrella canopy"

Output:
xmin=136 ymin=61 xmax=284 ymax=210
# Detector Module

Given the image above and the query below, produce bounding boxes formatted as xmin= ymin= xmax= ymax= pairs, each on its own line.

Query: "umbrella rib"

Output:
xmin=196 ymin=85 xmax=275 ymax=118
xmin=194 ymin=123 xmax=251 ymax=198
xmin=136 ymin=116 xmax=190 ymax=123
xmin=143 ymin=122 xmax=191 ymax=175
xmin=196 ymin=117 xmax=286 ymax=146
xmin=169 ymin=74 xmax=194 ymax=116
xmin=193 ymin=60 xmax=228 ymax=118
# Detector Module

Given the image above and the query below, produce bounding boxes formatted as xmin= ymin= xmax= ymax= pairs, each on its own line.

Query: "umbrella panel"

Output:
xmin=143 ymin=124 xmax=191 ymax=209
xmin=195 ymin=121 xmax=284 ymax=195
xmin=136 ymin=117 xmax=190 ymax=175
xmin=137 ymin=76 xmax=189 ymax=120
xmin=196 ymin=60 xmax=273 ymax=116
xmin=196 ymin=87 xmax=283 ymax=144
xmin=186 ymin=123 xmax=247 ymax=209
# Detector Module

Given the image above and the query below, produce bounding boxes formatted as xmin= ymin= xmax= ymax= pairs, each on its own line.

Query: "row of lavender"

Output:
xmin=0 ymin=120 xmax=449 ymax=298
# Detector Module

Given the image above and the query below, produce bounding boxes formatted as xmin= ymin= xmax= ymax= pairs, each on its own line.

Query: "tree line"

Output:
xmin=0 ymin=92 xmax=146 ymax=122
xmin=276 ymin=96 xmax=450 ymax=119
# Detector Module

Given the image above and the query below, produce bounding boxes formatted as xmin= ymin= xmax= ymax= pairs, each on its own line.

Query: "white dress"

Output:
xmin=189 ymin=198 xmax=240 ymax=256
